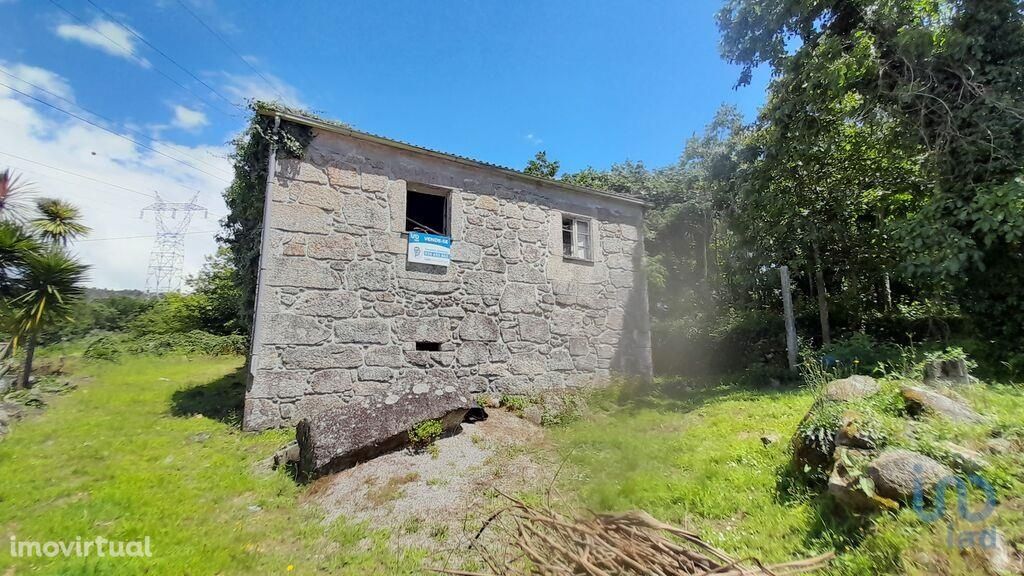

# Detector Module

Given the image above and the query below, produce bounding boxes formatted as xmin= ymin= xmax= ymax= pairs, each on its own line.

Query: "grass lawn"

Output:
xmin=548 ymin=378 xmax=1024 ymax=575
xmin=0 ymin=355 xmax=424 ymax=575
xmin=2 ymin=353 xmax=1021 ymax=575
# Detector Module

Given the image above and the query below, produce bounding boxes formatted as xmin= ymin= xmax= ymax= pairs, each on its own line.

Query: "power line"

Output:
xmin=0 ymin=67 xmax=232 ymax=179
xmin=173 ymin=0 xmax=288 ymax=103
xmin=0 ymin=150 xmax=157 ymax=199
xmin=47 ymin=0 xmax=243 ymax=120
xmin=83 ymin=0 xmax=243 ymax=113
xmin=0 ymin=80 xmax=231 ymax=183
xmin=75 ymin=229 xmax=218 ymax=243
xmin=0 ymin=161 xmax=143 ymax=213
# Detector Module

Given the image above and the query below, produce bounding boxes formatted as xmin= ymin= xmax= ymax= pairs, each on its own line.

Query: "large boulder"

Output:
xmin=296 ymin=388 xmax=475 ymax=480
xmin=823 ymin=375 xmax=880 ymax=402
xmin=923 ymin=358 xmax=972 ymax=387
xmin=901 ymin=386 xmax=984 ymax=424
xmin=867 ymin=449 xmax=953 ymax=501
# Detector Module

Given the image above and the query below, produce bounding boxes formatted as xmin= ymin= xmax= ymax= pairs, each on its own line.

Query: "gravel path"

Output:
xmin=312 ymin=409 xmax=548 ymax=558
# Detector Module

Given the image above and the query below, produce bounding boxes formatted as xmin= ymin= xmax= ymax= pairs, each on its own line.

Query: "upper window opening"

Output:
xmin=405 ymin=189 xmax=448 ymax=236
xmin=562 ymin=216 xmax=592 ymax=261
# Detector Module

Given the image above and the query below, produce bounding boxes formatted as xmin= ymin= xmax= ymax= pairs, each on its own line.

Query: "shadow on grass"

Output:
xmin=170 ymin=366 xmax=246 ymax=428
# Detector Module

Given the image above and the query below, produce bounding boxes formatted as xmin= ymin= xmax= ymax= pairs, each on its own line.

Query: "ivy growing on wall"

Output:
xmin=220 ymin=101 xmax=314 ymax=332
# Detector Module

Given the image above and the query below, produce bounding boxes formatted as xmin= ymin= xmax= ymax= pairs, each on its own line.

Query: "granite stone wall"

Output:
xmin=243 ymin=127 xmax=652 ymax=431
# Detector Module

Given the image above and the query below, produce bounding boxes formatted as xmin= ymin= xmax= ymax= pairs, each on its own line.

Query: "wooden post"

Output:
xmin=780 ymin=265 xmax=799 ymax=371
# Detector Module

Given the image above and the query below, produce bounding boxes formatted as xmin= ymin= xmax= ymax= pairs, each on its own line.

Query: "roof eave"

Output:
xmin=256 ymin=107 xmax=649 ymax=209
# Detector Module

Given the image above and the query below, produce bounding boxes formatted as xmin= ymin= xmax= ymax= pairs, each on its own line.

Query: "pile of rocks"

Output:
xmin=789 ymin=371 xmax=1009 ymax=513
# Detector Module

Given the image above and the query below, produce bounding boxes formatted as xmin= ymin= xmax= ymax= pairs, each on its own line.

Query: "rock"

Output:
xmin=521 ymin=405 xmax=544 ymax=426
xmin=189 ymin=432 xmax=211 ymax=443
xmin=828 ymin=450 xmax=896 ymax=513
xmin=823 ymin=375 xmax=880 ymax=402
xmin=867 ymin=449 xmax=954 ymax=501
xmin=923 ymin=358 xmax=972 ymax=387
xmin=985 ymin=438 xmax=1015 ymax=455
xmin=901 ymin=386 xmax=984 ymax=424
xmin=272 ymin=441 xmax=300 ymax=469
xmin=790 ymin=400 xmax=840 ymax=475
xmin=942 ymin=443 xmax=989 ymax=473
xmin=791 ymin=432 xmax=834 ymax=476
xmin=835 ymin=411 xmax=881 ymax=450
xmin=981 ymin=531 xmax=1017 ymax=575
xmin=0 ymin=376 xmax=13 ymax=396
xmin=296 ymin=387 xmax=474 ymax=480
xmin=760 ymin=434 xmax=779 ymax=446
xmin=458 ymin=314 xmax=499 ymax=342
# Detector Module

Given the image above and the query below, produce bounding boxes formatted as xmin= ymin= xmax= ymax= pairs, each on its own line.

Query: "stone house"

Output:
xmin=243 ymin=109 xmax=652 ymax=431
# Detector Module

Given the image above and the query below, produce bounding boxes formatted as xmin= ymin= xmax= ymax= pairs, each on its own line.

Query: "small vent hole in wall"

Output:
xmin=415 ymin=342 xmax=441 ymax=352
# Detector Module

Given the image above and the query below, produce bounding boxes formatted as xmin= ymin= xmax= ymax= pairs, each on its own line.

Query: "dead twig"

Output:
xmin=433 ymin=493 xmax=835 ymax=576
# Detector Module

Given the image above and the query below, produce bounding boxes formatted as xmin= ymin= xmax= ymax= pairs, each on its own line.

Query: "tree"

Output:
xmin=9 ymin=249 xmax=87 ymax=388
xmin=185 ymin=247 xmax=244 ymax=335
xmin=0 ymin=170 xmax=89 ymax=388
xmin=523 ymin=151 xmax=560 ymax=178
xmin=718 ymin=0 xmax=1024 ymax=347
xmin=31 ymin=199 xmax=90 ymax=245
xmin=0 ymin=169 xmax=35 ymax=222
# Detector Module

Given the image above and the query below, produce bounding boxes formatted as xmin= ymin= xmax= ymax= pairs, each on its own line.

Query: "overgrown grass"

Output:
xmin=0 ymin=354 xmax=425 ymax=574
xmin=548 ymin=377 xmax=1024 ymax=575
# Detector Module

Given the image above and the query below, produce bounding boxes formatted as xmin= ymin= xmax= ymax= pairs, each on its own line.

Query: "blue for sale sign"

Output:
xmin=407 ymin=232 xmax=451 ymax=267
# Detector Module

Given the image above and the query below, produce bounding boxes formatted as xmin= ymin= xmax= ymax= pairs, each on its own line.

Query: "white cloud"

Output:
xmin=170 ymin=105 xmax=208 ymax=130
xmin=219 ymin=71 xmax=305 ymax=108
xmin=0 ymin=61 xmax=75 ymax=102
xmin=525 ymin=133 xmax=543 ymax=145
xmin=0 ymin=62 xmax=232 ymax=290
xmin=55 ymin=19 xmax=151 ymax=67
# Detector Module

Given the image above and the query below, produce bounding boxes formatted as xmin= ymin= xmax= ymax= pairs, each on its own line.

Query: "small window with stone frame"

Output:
xmin=562 ymin=215 xmax=592 ymax=261
xmin=405 ymin=186 xmax=450 ymax=236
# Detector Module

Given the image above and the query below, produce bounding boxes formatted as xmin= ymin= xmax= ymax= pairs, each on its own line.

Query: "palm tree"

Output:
xmin=0 ymin=222 xmax=40 ymax=296
xmin=31 ymin=199 xmax=90 ymax=245
xmin=0 ymin=169 xmax=35 ymax=223
xmin=9 ymin=249 xmax=88 ymax=389
xmin=0 ymin=169 xmax=89 ymax=387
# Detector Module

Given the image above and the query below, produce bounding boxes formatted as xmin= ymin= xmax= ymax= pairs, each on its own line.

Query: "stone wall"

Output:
xmin=243 ymin=126 xmax=652 ymax=431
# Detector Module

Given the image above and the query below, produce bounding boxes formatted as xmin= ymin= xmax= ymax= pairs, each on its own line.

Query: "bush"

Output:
xmin=500 ymin=394 xmax=529 ymax=413
xmin=408 ymin=419 xmax=444 ymax=453
xmin=84 ymin=331 xmax=247 ymax=361
xmin=819 ymin=334 xmax=902 ymax=376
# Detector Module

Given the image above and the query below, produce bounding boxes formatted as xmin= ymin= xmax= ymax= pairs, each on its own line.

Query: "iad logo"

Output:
xmin=911 ymin=464 xmax=1001 ymax=550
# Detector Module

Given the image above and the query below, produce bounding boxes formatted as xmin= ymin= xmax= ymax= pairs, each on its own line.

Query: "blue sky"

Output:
xmin=0 ymin=0 xmax=768 ymax=289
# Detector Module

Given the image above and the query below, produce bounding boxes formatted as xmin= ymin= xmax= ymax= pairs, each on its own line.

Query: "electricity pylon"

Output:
xmin=141 ymin=192 xmax=207 ymax=293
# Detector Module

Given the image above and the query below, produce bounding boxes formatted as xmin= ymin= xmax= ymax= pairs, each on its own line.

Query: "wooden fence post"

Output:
xmin=780 ymin=265 xmax=798 ymax=371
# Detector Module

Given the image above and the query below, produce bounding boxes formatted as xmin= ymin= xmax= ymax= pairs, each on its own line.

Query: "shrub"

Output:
xmin=408 ymin=419 xmax=444 ymax=452
xmin=539 ymin=392 xmax=588 ymax=427
xmin=84 ymin=331 xmax=247 ymax=361
xmin=500 ymin=394 xmax=529 ymax=413
xmin=819 ymin=334 xmax=901 ymax=376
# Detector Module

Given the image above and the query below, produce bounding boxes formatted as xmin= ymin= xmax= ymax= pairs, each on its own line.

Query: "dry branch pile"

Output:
xmin=436 ymin=494 xmax=834 ymax=576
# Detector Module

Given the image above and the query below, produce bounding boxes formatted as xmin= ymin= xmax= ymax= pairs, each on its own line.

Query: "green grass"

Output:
xmin=3 ymin=351 xmax=1021 ymax=575
xmin=548 ymin=378 xmax=1024 ymax=575
xmin=0 ymin=355 xmax=425 ymax=575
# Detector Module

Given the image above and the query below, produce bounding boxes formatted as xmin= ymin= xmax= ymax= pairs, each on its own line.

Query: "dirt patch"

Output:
xmin=311 ymin=409 xmax=548 ymax=557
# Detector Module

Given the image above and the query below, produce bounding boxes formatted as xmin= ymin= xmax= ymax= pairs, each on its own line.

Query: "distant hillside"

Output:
xmin=84 ymin=288 xmax=152 ymax=300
